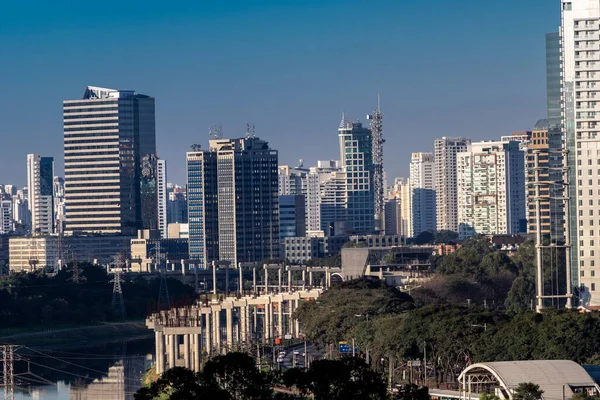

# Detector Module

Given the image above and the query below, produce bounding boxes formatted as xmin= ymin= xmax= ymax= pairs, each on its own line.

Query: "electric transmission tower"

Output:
xmin=1 ymin=345 xmax=15 ymax=400
xmin=111 ymin=270 xmax=126 ymax=320
xmin=158 ymin=272 xmax=171 ymax=310
xmin=367 ymin=94 xmax=385 ymax=233
xmin=155 ymin=241 xmax=171 ymax=310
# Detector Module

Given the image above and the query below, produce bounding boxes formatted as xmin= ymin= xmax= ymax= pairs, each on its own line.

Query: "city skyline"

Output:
xmin=0 ymin=0 xmax=560 ymax=187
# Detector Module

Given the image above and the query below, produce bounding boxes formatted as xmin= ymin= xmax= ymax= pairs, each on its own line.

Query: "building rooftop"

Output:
xmin=82 ymin=86 xmax=135 ymax=100
xmin=459 ymin=360 xmax=599 ymax=399
xmin=533 ymin=119 xmax=549 ymax=130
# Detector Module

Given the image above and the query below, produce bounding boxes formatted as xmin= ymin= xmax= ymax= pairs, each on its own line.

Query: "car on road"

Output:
xmin=293 ymin=350 xmax=300 ymax=355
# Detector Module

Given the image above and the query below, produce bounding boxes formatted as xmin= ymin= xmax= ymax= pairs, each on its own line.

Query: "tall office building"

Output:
xmin=279 ymin=194 xmax=306 ymax=246
xmin=167 ymin=186 xmax=187 ymax=224
xmin=186 ymin=150 xmax=218 ymax=267
xmin=278 ymin=164 xmax=309 ymax=196
xmin=384 ymin=198 xmax=400 ymax=235
xmin=456 ymin=141 xmax=526 ymax=239
xmin=561 ymin=1 xmax=600 ymax=304
xmin=0 ymin=200 xmax=13 ymax=234
xmin=434 ymin=137 xmax=471 ymax=232
xmin=187 ymin=137 xmax=279 ymax=267
xmin=338 ymin=120 xmax=375 ymax=234
xmin=53 ymin=177 xmax=65 ymax=235
xmin=388 ymin=177 xmax=412 ymax=239
xmin=318 ymin=170 xmax=348 ymax=236
xmin=410 ymin=152 xmax=436 ymax=236
xmin=307 ymin=160 xmax=340 ymax=234
xmin=27 ymin=154 xmax=54 ymax=236
xmin=157 ymin=159 xmax=167 ymax=238
xmin=398 ymin=178 xmax=413 ymax=239
xmin=63 ymin=86 xmax=156 ymax=235
xmin=545 ymin=31 xmax=566 ymax=241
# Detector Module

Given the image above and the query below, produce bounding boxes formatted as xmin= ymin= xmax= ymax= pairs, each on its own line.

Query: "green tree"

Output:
xmin=513 ymin=383 xmax=543 ymax=400
xmin=479 ymin=393 xmax=501 ymax=400
xmin=572 ymin=392 xmax=596 ymax=400
xmin=203 ymin=353 xmax=273 ymax=400
xmin=294 ymin=279 xmax=413 ymax=346
xmin=134 ymin=367 xmax=229 ymax=400
xmin=394 ymin=384 xmax=430 ymax=400
xmin=284 ymin=357 xmax=386 ymax=400
xmin=135 ymin=353 xmax=273 ymax=400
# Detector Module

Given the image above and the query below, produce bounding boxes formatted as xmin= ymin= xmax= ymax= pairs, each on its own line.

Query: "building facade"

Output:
xmin=187 ymin=137 xmax=279 ymax=268
xmin=457 ymin=141 xmax=526 ymax=239
xmin=9 ymin=235 xmax=132 ymax=272
xmin=157 ymin=160 xmax=168 ymax=238
xmin=384 ymin=198 xmax=400 ymax=235
xmin=63 ymin=86 xmax=156 ymax=235
xmin=338 ymin=121 xmax=375 ymax=234
xmin=279 ymin=195 xmax=306 ymax=246
xmin=53 ymin=177 xmax=66 ymax=235
xmin=561 ymin=1 xmax=600 ymax=304
xmin=284 ymin=235 xmax=347 ymax=264
xmin=410 ymin=152 xmax=436 ymax=236
xmin=27 ymin=154 xmax=54 ymax=236
xmin=434 ymin=137 xmax=471 ymax=232
xmin=0 ymin=200 xmax=13 ymax=234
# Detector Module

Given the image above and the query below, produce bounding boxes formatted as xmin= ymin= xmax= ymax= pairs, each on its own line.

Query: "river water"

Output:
xmin=11 ymin=336 xmax=155 ymax=400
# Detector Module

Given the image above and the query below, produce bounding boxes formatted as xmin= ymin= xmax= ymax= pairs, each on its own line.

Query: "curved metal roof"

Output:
xmin=533 ymin=119 xmax=549 ymax=130
xmin=459 ymin=360 xmax=598 ymax=400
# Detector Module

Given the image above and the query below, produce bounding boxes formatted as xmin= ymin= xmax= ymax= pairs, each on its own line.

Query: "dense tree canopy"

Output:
xmin=0 ymin=263 xmax=195 ymax=329
xmin=294 ymin=279 xmax=413 ymax=346
xmin=137 ymin=354 xmax=386 ymax=400
xmin=513 ymin=383 xmax=544 ymax=400
xmin=283 ymin=357 xmax=387 ymax=400
xmin=412 ymin=230 xmax=459 ymax=245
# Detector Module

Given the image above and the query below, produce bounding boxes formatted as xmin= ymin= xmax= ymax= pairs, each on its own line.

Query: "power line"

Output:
xmin=22 ymin=347 xmax=141 ymax=383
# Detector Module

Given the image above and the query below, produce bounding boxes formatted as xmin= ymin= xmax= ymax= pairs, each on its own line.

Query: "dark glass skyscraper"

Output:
xmin=187 ymin=137 xmax=279 ymax=268
xmin=338 ymin=120 xmax=375 ymax=234
xmin=63 ymin=86 xmax=156 ymax=235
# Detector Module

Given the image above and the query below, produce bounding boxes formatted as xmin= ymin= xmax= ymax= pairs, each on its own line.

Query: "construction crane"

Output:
xmin=367 ymin=94 xmax=385 ymax=233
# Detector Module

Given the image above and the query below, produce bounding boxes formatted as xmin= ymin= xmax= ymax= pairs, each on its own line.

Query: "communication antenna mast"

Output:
xmin=245 ymin=123 xmax=256 ymax=139
xmin=209 ymin=124 xmax=223 ymax=139
xmin=367 ymin=93 xmax=385 ymax=232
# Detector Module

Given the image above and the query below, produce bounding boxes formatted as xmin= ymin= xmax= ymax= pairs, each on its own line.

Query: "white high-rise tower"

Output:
xmin=434 ymin=137 xmax=471 ymax=233
xmin=157 ymin=159 xmax=167 ymax=238
xmin=409 ymin=152 xmax=436 ymax=236
xmin=27 ymin=154 xmax=54 ymax=236
xmin=561 ymin=0 xmax=600 ymax=306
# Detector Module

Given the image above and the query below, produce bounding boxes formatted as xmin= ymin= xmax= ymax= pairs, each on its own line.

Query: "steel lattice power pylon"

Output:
xmin=111 ymin=270 xmax=126 ymax=320
xmin=2 ymin=345 xmax=15 ymax=400
xmin=367 ymin=94 xmax=385 ymax=232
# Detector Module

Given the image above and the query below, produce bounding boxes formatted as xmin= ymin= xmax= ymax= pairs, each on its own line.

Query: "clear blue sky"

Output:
xmin=0 ymin=0 xmax=560 ymax=188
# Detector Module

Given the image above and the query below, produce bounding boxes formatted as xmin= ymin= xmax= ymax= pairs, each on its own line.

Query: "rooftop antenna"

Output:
xmin=339 ymin=111 xmax=346 ymax=128
xmin=209 ymin=124 xmax=223 ymax=139
xmin=191 ymin=144 xmax=202 ymax=151
xmin=245 ymin=123 xmax=255 ymax=139
xmin=297 ymin=159 xmax=304 ymax=168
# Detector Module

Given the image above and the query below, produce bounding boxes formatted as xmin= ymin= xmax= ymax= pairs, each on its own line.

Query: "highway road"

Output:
xmin=277 ymin=342 xmax=325 ymax=369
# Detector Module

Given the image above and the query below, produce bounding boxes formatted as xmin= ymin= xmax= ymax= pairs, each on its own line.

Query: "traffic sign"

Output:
xmin=338 ymin=341 xmax=358 ymax=354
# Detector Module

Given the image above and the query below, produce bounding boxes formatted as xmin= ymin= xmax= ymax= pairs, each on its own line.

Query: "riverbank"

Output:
xmin=0 ymin=321 xmax=152 ymax=348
